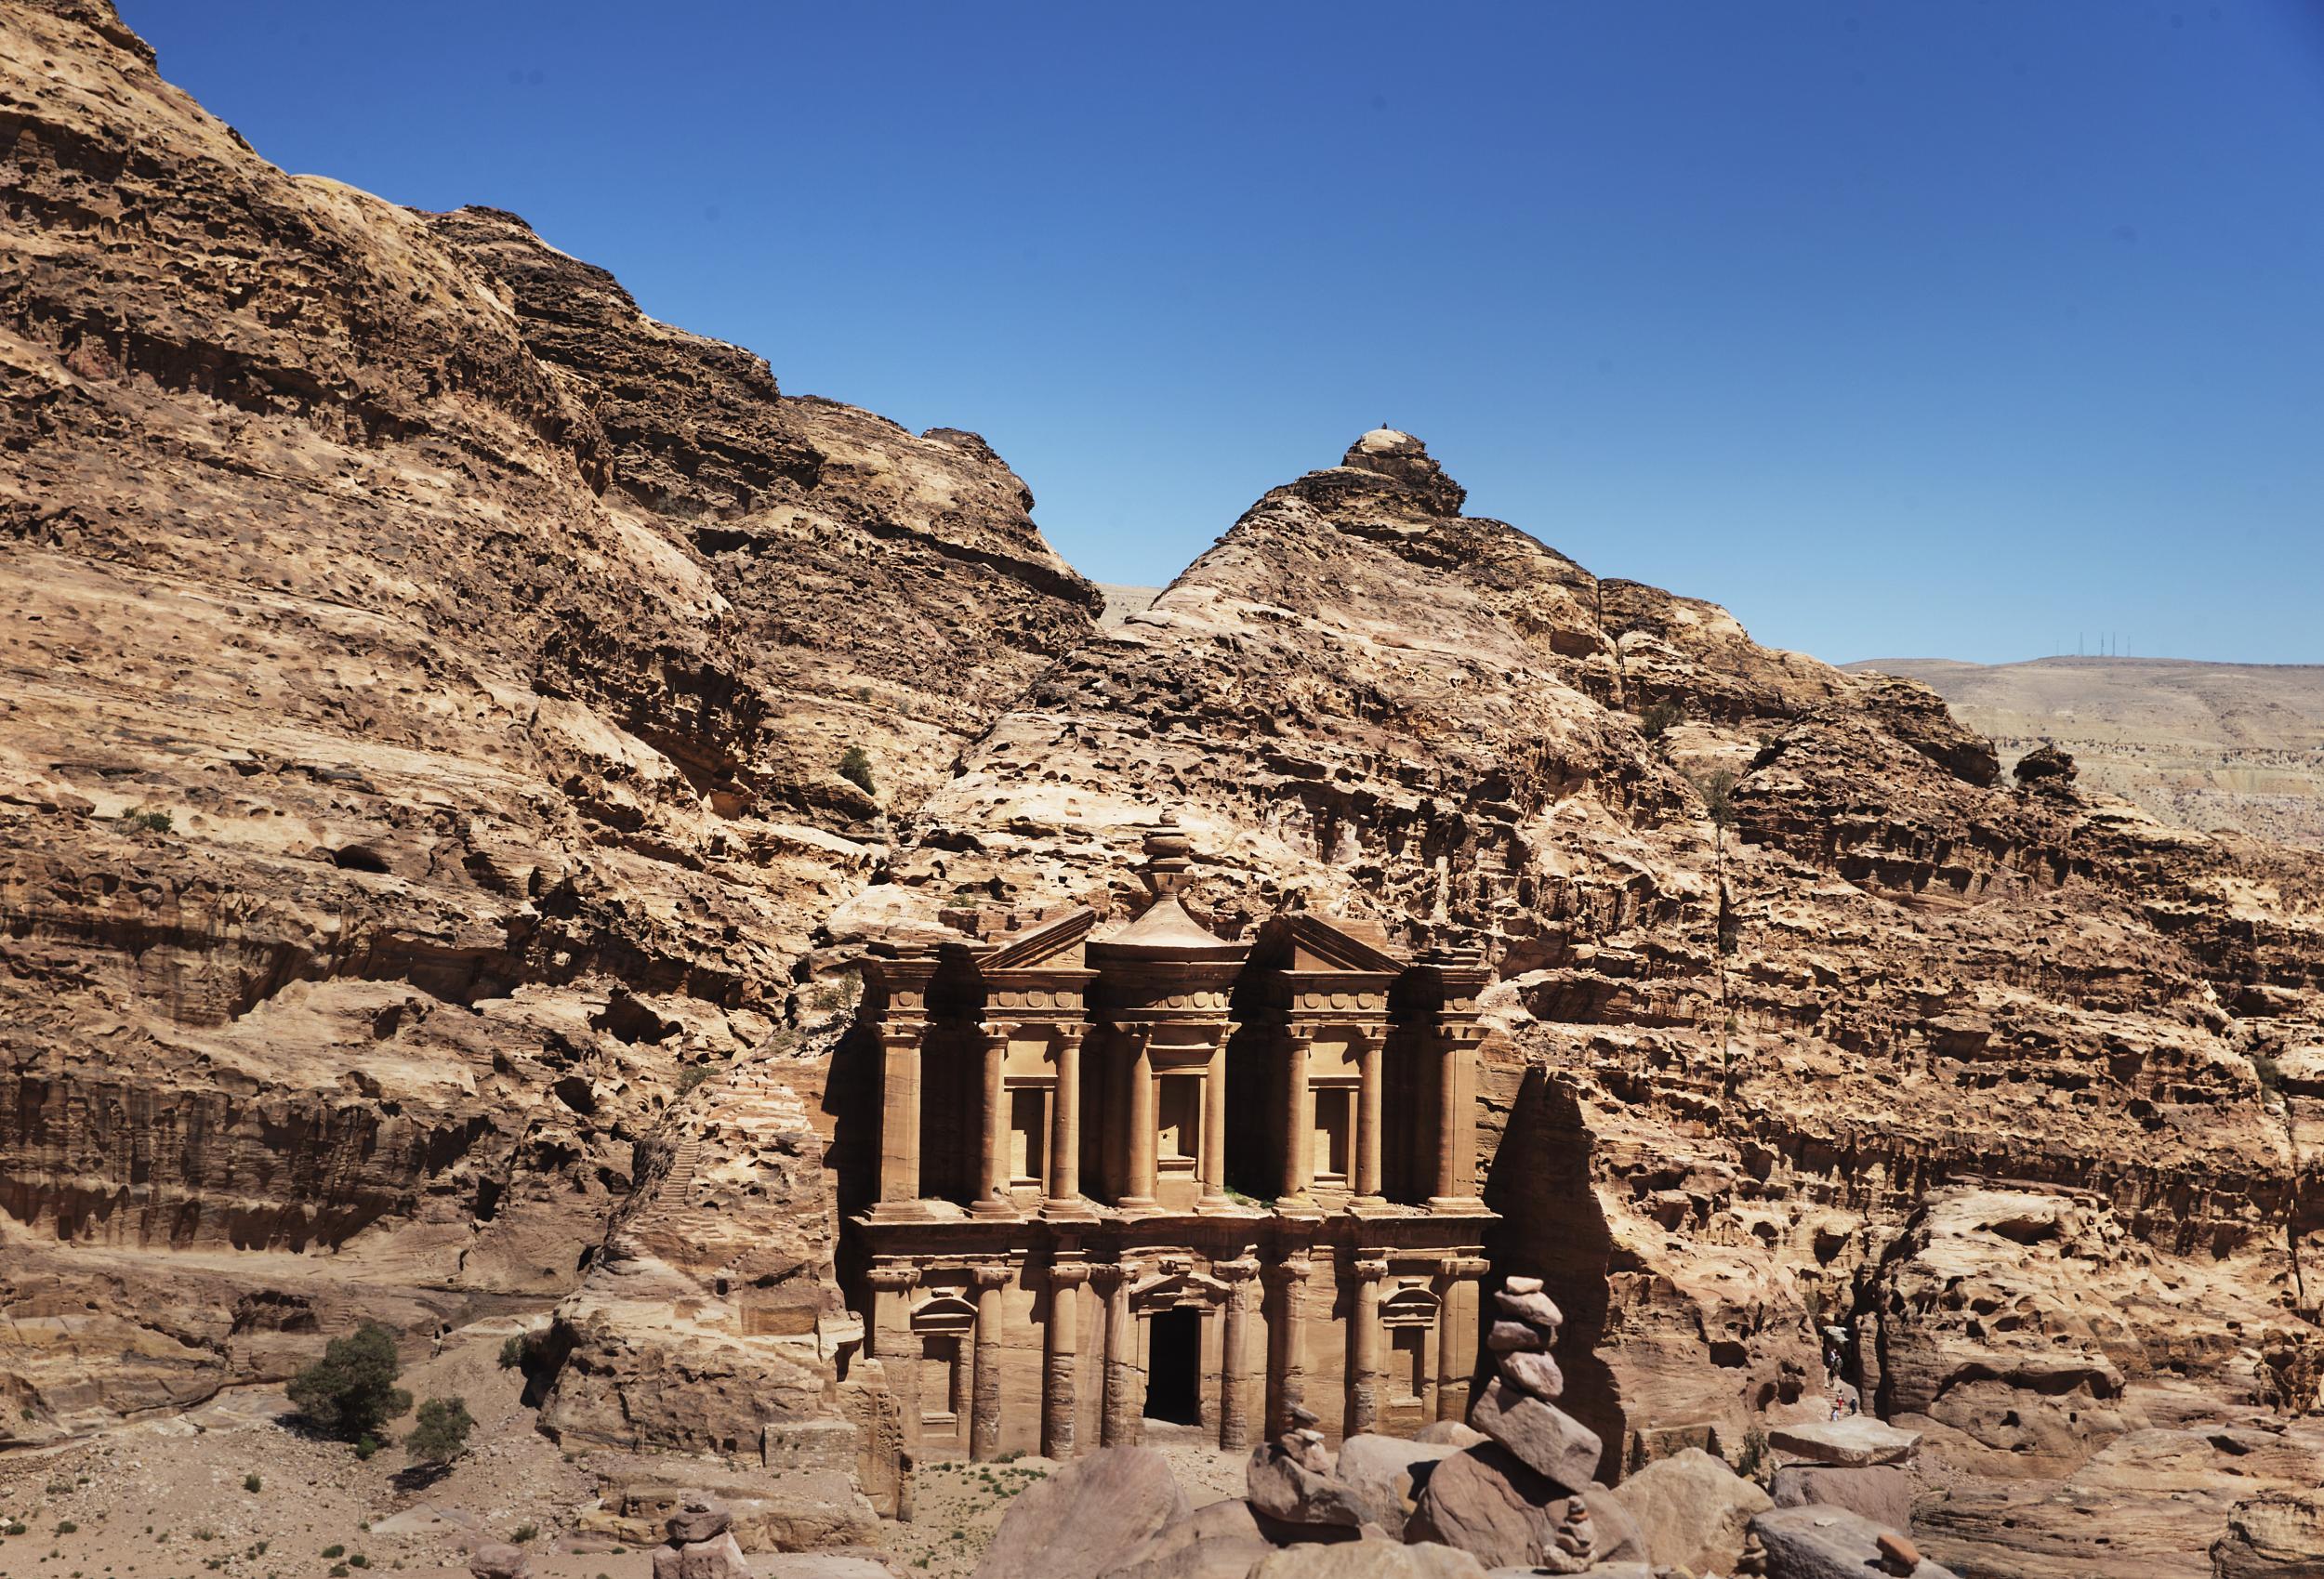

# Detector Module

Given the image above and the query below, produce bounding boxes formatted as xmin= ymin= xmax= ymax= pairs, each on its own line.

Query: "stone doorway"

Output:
xmin=1145 ymin=1306 xmax=1203 ymax=1425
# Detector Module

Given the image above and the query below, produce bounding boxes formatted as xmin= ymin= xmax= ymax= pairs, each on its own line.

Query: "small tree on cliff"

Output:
xmin=838 ymin=745 xmax=876 ymax=796
xmin=287 ymin=1322 xmax=412 ymax=1441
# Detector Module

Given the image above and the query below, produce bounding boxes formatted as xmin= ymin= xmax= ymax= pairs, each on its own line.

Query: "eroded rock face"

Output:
xmin=0 ymin=0 xmax=1093 ymax=1444
xmin=837 ymin=422 xmax=2324 ymax=1570
xmin=11 ymin=10 xmax=2324 ymax=1577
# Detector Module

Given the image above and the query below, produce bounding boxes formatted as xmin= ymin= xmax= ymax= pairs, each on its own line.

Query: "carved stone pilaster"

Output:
xmin=1043 ymin=1262 xmax=1091 ymax=1459
xmin=1265 ymin=1252 xmax=1313 ymax=1439
xmin=1349 ymin=1257 xmax=1389 ymax=1438
xmin=1216 ymin=1257 xmax=1261 ymax=1451
xmin=1098 ymin=1261 xmax=1143 ymax=1447
xmin=969 ymin=1262 xmax=1012 ymax=1460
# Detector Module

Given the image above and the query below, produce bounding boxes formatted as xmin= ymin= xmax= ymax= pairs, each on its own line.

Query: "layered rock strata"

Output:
xmin=0 ymin=0 xmax=1094 ymax=1445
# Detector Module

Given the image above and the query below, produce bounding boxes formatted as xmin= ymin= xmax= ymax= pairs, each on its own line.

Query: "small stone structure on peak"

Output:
xmin=1340 ymin=428 xmax=1469 ymax=516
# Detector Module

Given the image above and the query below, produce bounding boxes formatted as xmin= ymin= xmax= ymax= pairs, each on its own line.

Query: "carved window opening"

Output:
xmin=1008 ymin=1086 xmax=1048 ymax=1188
xmin=1392 ymin=1326 xmax=1428 ymax=1404
xmin=1314 ymin=1087 xmax=1352 ymax=1181
xmin=918 ymin=1334 xmax=966 ymax=1425
xmin=1158 ymin=1074 xmax=1201 ymax=1168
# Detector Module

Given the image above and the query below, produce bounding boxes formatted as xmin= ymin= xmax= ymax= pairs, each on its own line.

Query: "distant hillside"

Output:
xmin=1847 ymin=655 xmax=2324 ymax=849
xmin=1094 ymin=582 xmax=1162 ymax=627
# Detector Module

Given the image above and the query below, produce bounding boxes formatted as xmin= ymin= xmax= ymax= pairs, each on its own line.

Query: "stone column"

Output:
xmin=1265 ymin=1253 xmax=1312 ymax=1440
xmin=1099 ymin=1263 xmax=1143 ymax=1446
xmin=970 ymin=1263 xmax=1011 ymax=1460
xmin=865 ymin=1265 xmax=921 ymax=1446
xmin=1281 ymin=1031 xmax=1313 ymax=1204
xmin=1043 ymin=1263 xmax=1089 ymax=1459
xmin=1437 ymin=1256 xmax=1488 ymax=1422
xmin=1430 ymin=1031 xmax=1483 ymax=1208
xmin=1217 ymin=1258 xmax=1261 ymax=1451
xmin=1123 ymin=1032 xmax=1158 ymax=1210
xmin=1044 ymin=1023 xmax=1086 ymax=1213
xmin=872 ymin=1022 xmax=928 ymax=1219
xmin=1198 ymin=1037 xmax=1231 ymax=1210
xmin=1348 ymin=1257 xmax=1387 ymax=1437
xmin=1354 ymin=1025 xmax=1384 ymax=1203
xmin=972 ymin=1025 xmax=1015 ymax=1217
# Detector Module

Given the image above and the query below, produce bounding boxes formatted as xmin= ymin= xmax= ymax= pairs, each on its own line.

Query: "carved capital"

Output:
xmin=866 ymin=1264 xmax=921 ymax=1293
xmin=1048 ymin=1262 xmax=1093 ymax=1290
xmin=1094 ymin=1261 xmax=1141 ymax=1296
xmin=1352 ymin=1257 xmax=1391 ymax=1283
xmin=970 ymin=1263 xmax=1014 ymax=1291
xmin=1216 ymin=1257 xmax=1261 ymax=1283
xmin=1444 ymin=1256 xmax=1493 ymax=1279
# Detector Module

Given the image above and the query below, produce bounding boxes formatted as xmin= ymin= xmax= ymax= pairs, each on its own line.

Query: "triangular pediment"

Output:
xmin=978 ymin=906 xmax=1097 ymax=970
xmin=1255 ymin=912 xmax=1406 ymax=975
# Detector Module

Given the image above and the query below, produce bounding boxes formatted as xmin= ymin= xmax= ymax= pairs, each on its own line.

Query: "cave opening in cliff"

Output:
xmin=1144 ymin=1306 xmax=1203 ymax=1426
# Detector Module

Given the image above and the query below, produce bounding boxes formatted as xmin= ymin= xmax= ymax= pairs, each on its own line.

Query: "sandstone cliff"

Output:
xmin=832 ymin=427 xmax=2324 ymax=1572
xmin=7 ymin=6 xmax=2324 ymax=1573
xmin=0 ymin=0 xmax=1093 ymax=1445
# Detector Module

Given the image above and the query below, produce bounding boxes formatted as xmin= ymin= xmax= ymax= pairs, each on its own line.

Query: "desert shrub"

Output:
xmin=838 ymin=745 xmax=876 ymax=795
xmin=510 ymin=1525 xmax=537 ymax=1545
xmin=354 ymin=1436 xmax=379 ymax=1459
xmin=56 ymin=1521 xmax=78 ymax=1534
xmin=244 ymin=1474 xmax=261 ymax=1493
xmin=405 ymin=1396 xmax=474 ymax=1467
xmin=1637 ymin=700 xmax=1683 ymax=741
xmin=676 ymin=1065 xmax=711 ymax=1095
xmin=323 ymin=1546 xmax=345 ymax=1559
xmin=1688 ymin=767 xmax=1738 ymax=828
xmin=2255 ymin=1050 xmax=2283 ymax=1094
xmin=127 ymin=809 xmax=173 ymax=833
xmin=288 ymin=1323 xmax=410 ymax=1441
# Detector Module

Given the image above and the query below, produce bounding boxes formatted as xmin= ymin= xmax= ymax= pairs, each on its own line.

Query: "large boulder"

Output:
xmin=1467 ymin=1379 xmax=1604 ymax=1493
xmin=974 ymin=1446 xmax=1190 ymax=1579
xmin=1102 ymin=1498 xmax=1275 ymax=1579
xmin=1770 ymin=1465 xmax=1915 ymax=1533
xmin=1767 ymin=1417 xmax=1921 ymax=1468
xmin=2212 ymin=1491 xmax=2324 ymax=1579
xmin=469 ymin=1547 xmax=532 ymax=1579
xmin=1406 ymin=1444 xmax=1644 ymax=1571
xmin=1248 ymin=1440 xmax=1367 ymax=1528
xmin=1609 ymin=1447 xmax=1772 ymax=1574
xmin=1334 ymin=1433 xmax=1463 ymax=1533
xmin=1248 ymin=1540 xmax=1486 ymax=1579
xmin=1752 ymin=1506 xmax=1958 ymax=1579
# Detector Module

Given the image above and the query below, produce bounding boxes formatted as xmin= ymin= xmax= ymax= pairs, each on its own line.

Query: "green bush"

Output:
xmin=838 ymin=745 xmax=876 ymax=796
xmin=127 ymin=809 xmax=174 ymax=833
xmin=287 ymin=1323 xmax=410 ymax=1441
xmin=322 ymin=1546 xmax=344 ymax=1559
xmin=1637 ymin=700 xmax=1683 ymax=741
xmin=509 ymin=1525 xmax=537 ymax=1545
xmin=244 ymin=1474 xmax=262 ymax=1493
xmin=354 ymin=1436 xmax=379 ymax=1460
xmin=405 ymin=1396 xmax=474 ymax=1467
xmin=1688 ymin=767 xmax=1738 ymax=828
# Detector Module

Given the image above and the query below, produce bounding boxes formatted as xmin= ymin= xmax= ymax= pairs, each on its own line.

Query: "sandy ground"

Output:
xmin=0 ymin=1320 xmax=1251 ymax=1579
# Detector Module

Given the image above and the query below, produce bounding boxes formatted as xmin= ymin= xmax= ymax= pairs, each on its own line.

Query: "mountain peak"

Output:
xmin=1339 ymin=428 xmax=1467 ymax=516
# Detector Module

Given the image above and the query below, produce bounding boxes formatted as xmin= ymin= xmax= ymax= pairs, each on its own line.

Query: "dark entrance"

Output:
xmin=1144 ymin=1306 xmax=1203 ymax=1425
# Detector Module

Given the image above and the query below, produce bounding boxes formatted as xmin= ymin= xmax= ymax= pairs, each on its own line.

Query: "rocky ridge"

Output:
xmin=834 ymin=425 xmax=2324 ymax=1572
xmin=0 ymin=0 xmax=1092 ymax=1451
xmin=5 ymin=6 xmax=2324 ymax=1575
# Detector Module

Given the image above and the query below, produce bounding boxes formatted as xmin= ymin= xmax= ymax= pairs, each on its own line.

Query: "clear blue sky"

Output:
xmin=125 ymin=2 xmax=2324 ymax=665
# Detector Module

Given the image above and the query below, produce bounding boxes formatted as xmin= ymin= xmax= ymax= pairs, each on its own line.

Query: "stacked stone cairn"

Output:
xmin=1246 ymin=1402 xmax=1368 ymax=1531
xmin=1409 ymin=1276 xmax=1649 ymax=1572
xmin=651 ymin=1501 xmax=750 ymax=1579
